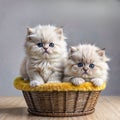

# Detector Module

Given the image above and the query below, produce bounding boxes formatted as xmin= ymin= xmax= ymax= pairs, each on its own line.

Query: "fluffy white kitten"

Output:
xmin=64 ymin=44 xmax=110 ymax=86
xmin=20 ymin=25 xmax=67 ymax=87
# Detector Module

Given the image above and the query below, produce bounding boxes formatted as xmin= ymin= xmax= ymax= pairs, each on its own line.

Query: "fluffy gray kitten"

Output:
xmin=64 ymin=44 xmax=110 ymax=86
xmin=20 ymin=25 xmax=67 ymax=87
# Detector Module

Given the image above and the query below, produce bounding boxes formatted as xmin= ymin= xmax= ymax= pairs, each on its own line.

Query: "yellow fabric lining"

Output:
xmin=14 ymin=77 xmax=106 ymax=91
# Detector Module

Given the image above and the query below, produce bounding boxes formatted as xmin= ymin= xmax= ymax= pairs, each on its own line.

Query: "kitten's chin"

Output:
xmin=81 ymin=71 xmax=93 ymax=78
xmin=81 ymin=73 xmax=92 ymax=79
xmin=42 ymin=52 xmax=50 ymax=59
xmin=82 ymin=74 xmax=89 ymax=78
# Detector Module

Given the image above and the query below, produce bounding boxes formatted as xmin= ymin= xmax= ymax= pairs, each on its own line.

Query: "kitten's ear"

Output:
xmin=97 ymin=48 xmax=105 ymax=57
xmin=68 ymin=47 xmax=77 ymax=59
xmin=70 ymin=46 xmax=77 ymax=53
xmin=27 ymin=27 xmax=34 ymax=35
xmin=97 ymin=48 xmax=110 ymax=62
xmin=26 ymin=27 xmax=37 ymax=39
xmin=55 ymin=27 xmax=63 ymax=35
xmin=55 ymin=27 xmax=67 ymax=40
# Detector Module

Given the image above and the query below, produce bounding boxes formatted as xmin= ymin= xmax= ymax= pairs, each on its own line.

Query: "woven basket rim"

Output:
xmin=14 ymin=77 xmax=106 ymax=92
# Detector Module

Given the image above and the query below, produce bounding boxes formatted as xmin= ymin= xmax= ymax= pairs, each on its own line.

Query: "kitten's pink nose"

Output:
xmin=44 ymin=48 xmax=48 ymax=50
xmin=83 ymin=68 xmax=88 ymax=72
xmin=43 ymin=47 xmax=48 ymax=51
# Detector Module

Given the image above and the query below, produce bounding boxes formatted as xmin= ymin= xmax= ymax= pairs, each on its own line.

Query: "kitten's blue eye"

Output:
xmin=49 ymin=43 xmax=54 ymax=47
xmin=37 ymin=43 xmax=43 ymax=47
xmin=78 ymin=63 xmax=83 ymax=67
xmin=89 ymin=64 xmax=95 ymax=68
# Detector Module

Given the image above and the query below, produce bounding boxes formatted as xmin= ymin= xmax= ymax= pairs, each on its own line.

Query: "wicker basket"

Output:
xmin=14 ymin=77 xmax=105 ymax=117
xmin=22 ymin=91 xmax=100 ymax=116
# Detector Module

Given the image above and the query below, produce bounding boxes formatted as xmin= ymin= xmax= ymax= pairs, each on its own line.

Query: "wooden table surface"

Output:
xmin=0 ymin=96 xmax=120 ymax=120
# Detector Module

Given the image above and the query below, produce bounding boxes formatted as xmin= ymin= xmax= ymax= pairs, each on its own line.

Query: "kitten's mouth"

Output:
xmin=43 ymin=50 xmax=49 ymax=54
xmin=83 ymin=72 xmax=88 ymax=75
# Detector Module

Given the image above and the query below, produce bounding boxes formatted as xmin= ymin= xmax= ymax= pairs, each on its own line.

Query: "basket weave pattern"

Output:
xmin=22 ymin=91 xmax=100 ymax=116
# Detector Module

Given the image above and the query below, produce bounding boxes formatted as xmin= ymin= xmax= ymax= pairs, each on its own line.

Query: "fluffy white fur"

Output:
xmin=64 ymin=44 xmax=110 ymax=86
xmin=20 ymin=25 xmax=67 ymax=87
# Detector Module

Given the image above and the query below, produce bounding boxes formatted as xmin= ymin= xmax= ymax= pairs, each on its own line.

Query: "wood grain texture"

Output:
xmin=0 ymin=96 xmax=120 ymax=120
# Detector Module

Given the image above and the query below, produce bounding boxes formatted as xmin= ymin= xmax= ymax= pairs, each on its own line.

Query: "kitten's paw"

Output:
xmin=91 ymin=78 xmax=104 ymax=86
xmin=71 ymin=78 xmax=85 ymax=86
xmin=30 ymin=80 xmax=44 ymax=87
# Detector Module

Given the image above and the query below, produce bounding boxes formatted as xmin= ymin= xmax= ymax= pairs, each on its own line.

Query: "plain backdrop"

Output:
xmin=0 ymin=0 xmax=120 ymax=96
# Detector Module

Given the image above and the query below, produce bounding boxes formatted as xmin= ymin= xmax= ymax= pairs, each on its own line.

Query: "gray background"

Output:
xmin=0 ymin=0 xmax=120 ymax=96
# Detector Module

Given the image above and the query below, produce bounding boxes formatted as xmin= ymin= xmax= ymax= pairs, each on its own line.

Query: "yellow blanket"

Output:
xmin=14 ymin=77 xmax=106 ymax=91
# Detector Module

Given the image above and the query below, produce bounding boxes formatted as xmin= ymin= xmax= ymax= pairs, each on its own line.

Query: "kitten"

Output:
xmin=64 ymin=44 xmax=110 ymax=86
xmin=20 ymin=25 xmax=67 ymax=87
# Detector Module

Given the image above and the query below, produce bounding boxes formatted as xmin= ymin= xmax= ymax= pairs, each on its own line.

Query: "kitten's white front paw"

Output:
xmin=30 ymin=80 xmax=44 ymax=87
xmin=71 ymin=78 xmax=85 ymax=86
xmin=91 ymin=78 xmax=104 ymax=86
